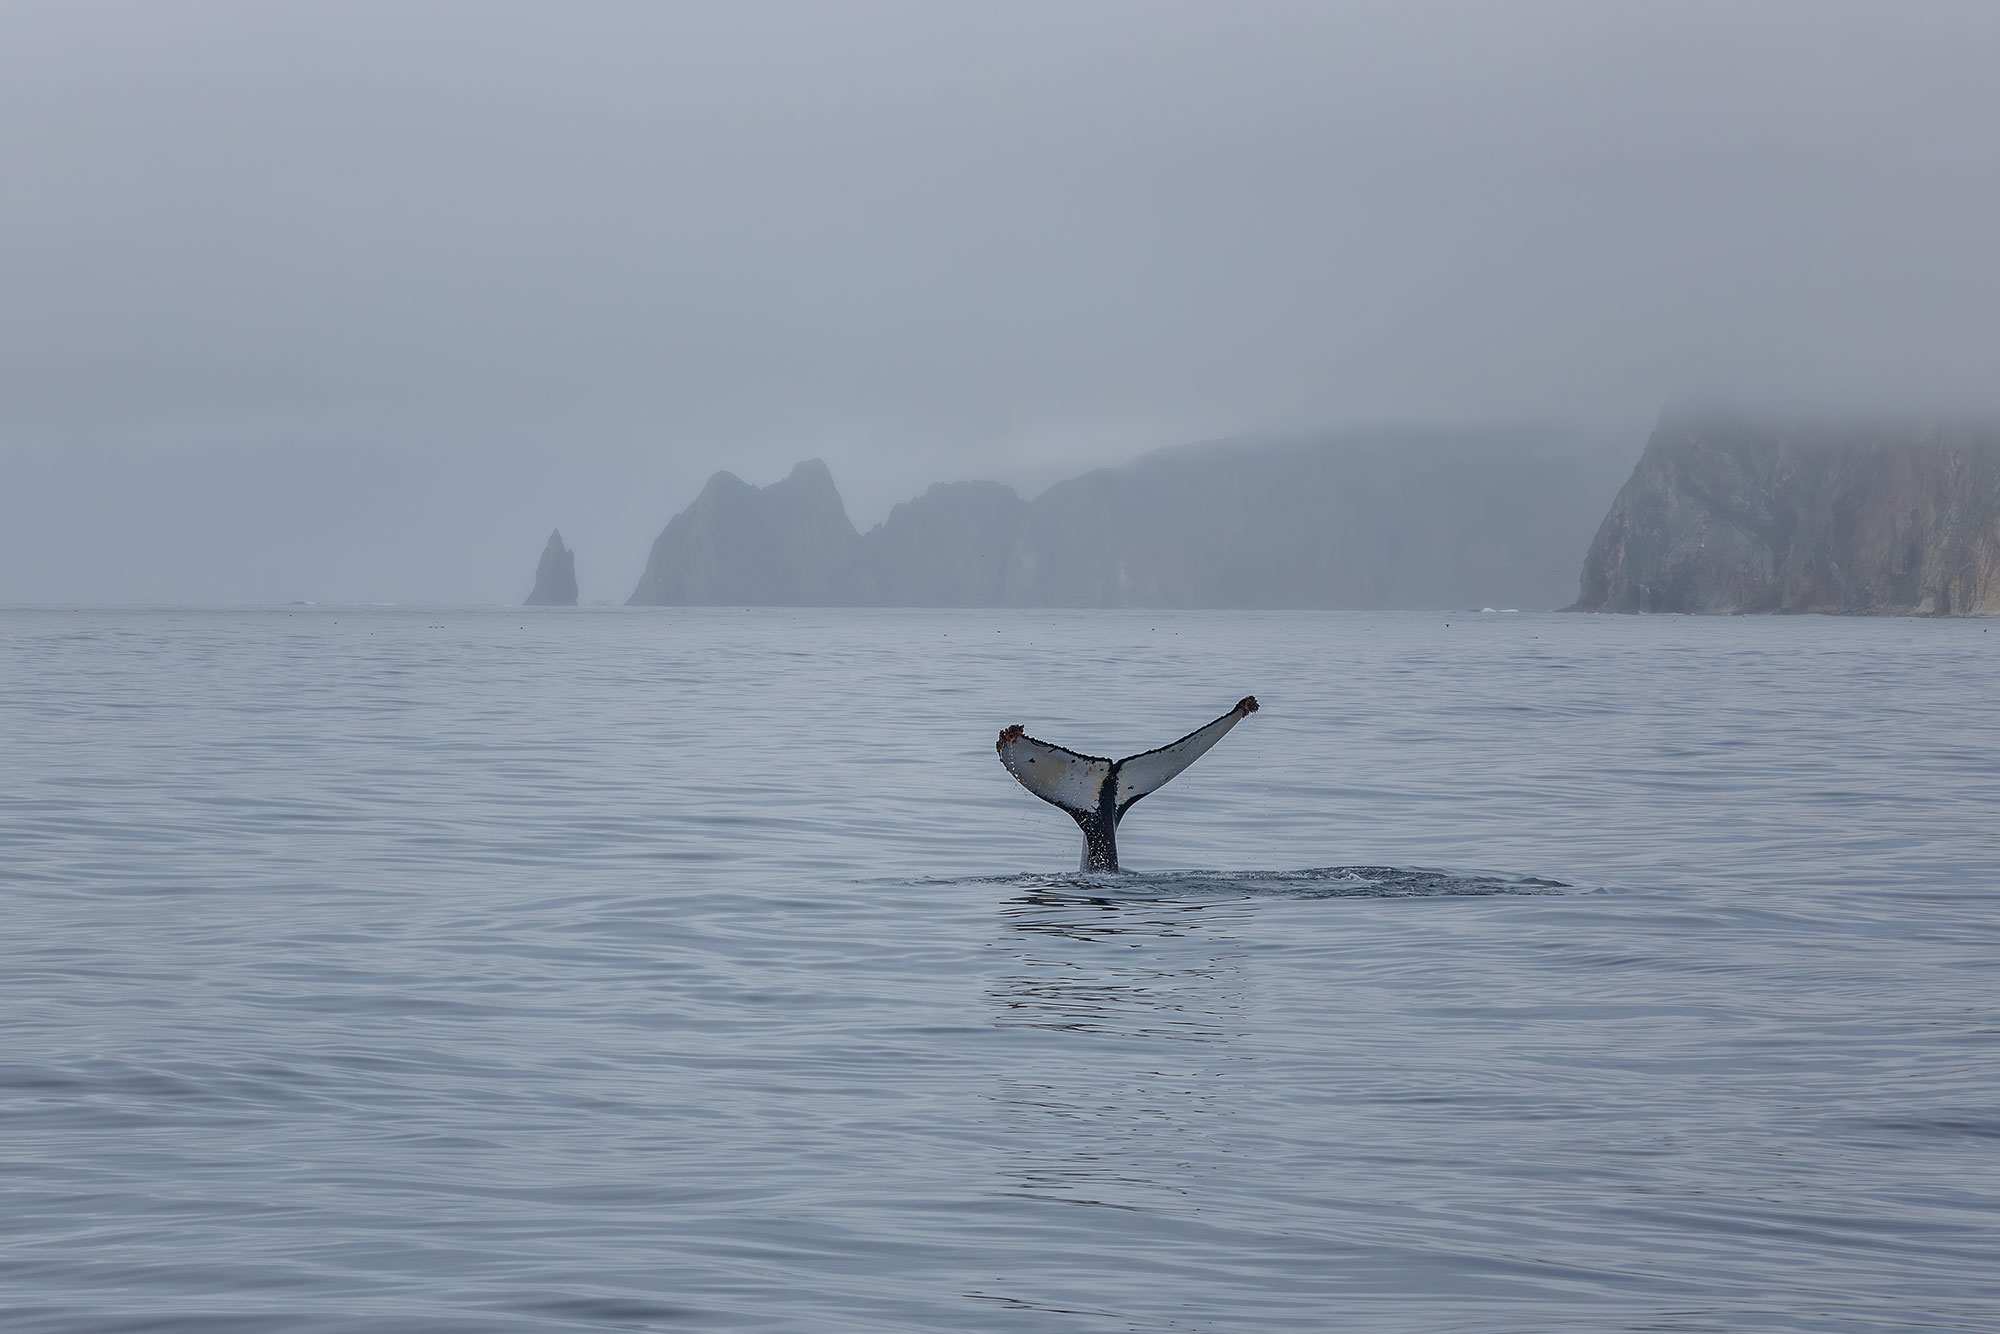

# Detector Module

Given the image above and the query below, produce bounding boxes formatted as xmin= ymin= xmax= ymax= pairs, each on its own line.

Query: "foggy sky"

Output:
xmin=4 ymin=1 xmax=1997 ymax=603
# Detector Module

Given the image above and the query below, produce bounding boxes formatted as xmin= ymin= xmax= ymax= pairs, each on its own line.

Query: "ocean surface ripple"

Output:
xmin=1 ymin=607 xmax=1996 ymax=1332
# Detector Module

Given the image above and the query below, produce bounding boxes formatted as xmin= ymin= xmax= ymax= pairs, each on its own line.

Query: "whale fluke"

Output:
xmin=997 ymin=696 xmax=1258 ymax=872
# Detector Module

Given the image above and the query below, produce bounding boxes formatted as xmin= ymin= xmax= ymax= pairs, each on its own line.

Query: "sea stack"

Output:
xmin=1569 ymin=414 xmax=2000 ymax=615
xmin=525 ymin=529 xmax=579 ymax=606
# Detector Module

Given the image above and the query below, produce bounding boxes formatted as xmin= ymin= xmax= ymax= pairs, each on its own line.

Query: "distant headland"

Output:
xmin=1568 ymin=414 xmax=2000 ymax=616
xmin=621 ymin=428 xmax=1629 ymax=611
xmin=529 ymin=416 xmax=2000 ymax=615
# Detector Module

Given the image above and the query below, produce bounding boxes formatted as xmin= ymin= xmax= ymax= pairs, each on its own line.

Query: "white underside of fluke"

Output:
xmin=995 ymin=735 xmax=1109 ymax=814
xmin=1114 ymin=705 xmax=1253 ymax=808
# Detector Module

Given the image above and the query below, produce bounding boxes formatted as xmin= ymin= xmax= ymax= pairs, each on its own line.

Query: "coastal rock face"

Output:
xmin=628 ymin=430 xmax=1629 ymax=608
xmin=1013 ymin=431 xmax=1627 ymax=609
xmin=524 ymin=529 xmax=578 ymax=606
xmin=851 ymin=481 xmax=1030 ymax=606
xmin=628 ymin=459 xmax=859 ymax=605
xmin=1570 ymin=416 xmax=2000 ymax=615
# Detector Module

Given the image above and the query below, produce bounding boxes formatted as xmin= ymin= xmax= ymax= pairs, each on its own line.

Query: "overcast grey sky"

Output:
xmin=4 ymin=1 xmax=1997 ymax=602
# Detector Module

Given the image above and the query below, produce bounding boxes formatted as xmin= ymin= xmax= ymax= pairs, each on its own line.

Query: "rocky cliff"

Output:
xmin=524 ymin=529 xmax=578 ymax=606
xmin=628 ymin=459 xmax=859 ymax=605
xmin=1570 ymin=415 xmax=2000 ymax=615
xmin=1010 ymin=431 xmax=1627 ymax=609
xmin=850 ymin=481 xmax=1031 ymax=606
xmin=628 ymin=430 xmax=1629 ymax=609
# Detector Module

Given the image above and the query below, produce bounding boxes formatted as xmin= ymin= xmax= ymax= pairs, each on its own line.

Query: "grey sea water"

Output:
xmin=2 ymin=607 xmax=1996 ymax=1332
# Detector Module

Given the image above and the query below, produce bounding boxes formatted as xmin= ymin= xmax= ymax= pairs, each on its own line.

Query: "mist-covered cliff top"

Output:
xmin=1571 ymin=415 xmax=2000 ymax=615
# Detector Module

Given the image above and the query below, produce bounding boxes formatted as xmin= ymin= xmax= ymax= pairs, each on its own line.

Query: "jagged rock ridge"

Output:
xmin=627 ymin=429 xmax=1631 ymax=609
xmin=627 ymin=460 xmax=859 ymax=605
xmin=1569 ymin=415 xmax=2000 ymax=615
xmin=524 ymin=529 xmax=578 ymax=606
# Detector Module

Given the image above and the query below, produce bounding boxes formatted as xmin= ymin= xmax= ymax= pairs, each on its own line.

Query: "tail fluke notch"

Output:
xmin=995 ymin=696 xmax=1259 ymax=872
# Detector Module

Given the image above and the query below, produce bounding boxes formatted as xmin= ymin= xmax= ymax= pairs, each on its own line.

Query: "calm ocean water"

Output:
xmin=2 ymin=606 xmax=1996 ymax=1332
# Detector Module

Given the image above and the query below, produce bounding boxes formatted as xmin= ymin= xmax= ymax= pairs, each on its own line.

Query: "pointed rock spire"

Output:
xmin=525 ymin=529 xmax=578 ymax=606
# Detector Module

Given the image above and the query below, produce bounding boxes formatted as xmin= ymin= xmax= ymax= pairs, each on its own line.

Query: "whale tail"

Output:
xmin=996 ymin=696 xmax=1259 ymax=872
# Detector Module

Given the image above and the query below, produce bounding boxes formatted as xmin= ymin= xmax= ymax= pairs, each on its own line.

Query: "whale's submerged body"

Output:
xmin=996 ymin=696 xmax=1259 ymax=872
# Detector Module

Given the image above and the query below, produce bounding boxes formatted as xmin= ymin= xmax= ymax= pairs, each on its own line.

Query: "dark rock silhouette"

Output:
xmin=525 ymin=529 xmax=578 ymax=606
xmin=628 ymin=459 xmax=859 ymax=605
xmin=851 ymin=481 xmax=1031 ymax=606
xmin=1569 ymin=414 xmax=2000 ymax=615
xmin=1009 ymin=431 xmax=1626 ymax=609
xmin=628 ymin=430 xmax=1629 ymax=609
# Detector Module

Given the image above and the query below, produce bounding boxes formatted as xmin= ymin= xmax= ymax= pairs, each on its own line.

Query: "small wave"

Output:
xmin=915 ymin=866 xmax=1569 ymax=900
